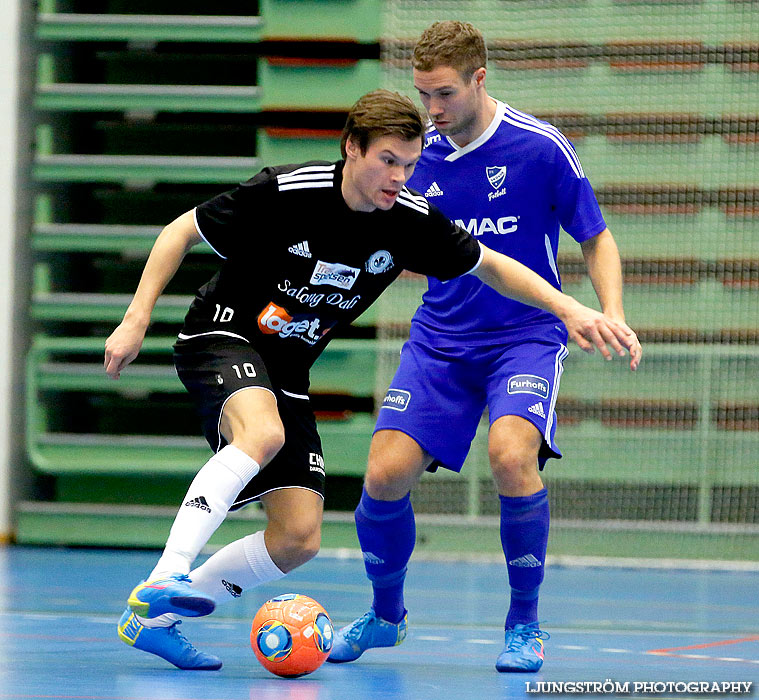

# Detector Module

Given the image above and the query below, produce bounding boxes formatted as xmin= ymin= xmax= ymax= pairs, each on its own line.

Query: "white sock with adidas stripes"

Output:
xmin=147 ymin=445 xmax=261 ymax=581
xmin=138 ymin=531 xmax=284 ymax=628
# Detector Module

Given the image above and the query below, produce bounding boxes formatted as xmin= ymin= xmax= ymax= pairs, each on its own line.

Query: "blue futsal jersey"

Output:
xmin=408 ymin=100 xmax=606 ymax=346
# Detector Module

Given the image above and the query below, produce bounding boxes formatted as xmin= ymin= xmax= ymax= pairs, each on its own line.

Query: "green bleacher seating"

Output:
xmin=35 ymin=84 xmax=262 ymax=113
xmin=260 ymin=58 xmax=382 ymax=111
xmin=259 ymin=0 xmax=382 ymax=42
xmin=34 ymin=154 xmax=262 ymax=184
xmin=27 ymin=335 xmax=382 ymax=478
xmin=36 ymin=13 xmax=263 ymax=43
xmin=22 ymin=1 xmax=758 ymax=550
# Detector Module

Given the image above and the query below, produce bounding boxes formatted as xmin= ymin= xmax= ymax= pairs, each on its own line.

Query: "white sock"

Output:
xmin=190 ymin=531 xmax=286 ymax=604
xmin=139 ymin=531 xmax=284 ymax=628
xmin=148 ymin=445 xmax=261 ymax=580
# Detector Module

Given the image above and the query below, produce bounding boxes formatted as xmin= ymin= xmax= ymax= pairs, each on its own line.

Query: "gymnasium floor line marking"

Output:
xmin=645 ymin=636 xmax=759 ymax=665
xmin=648 ymin=634 xmax=759 ymax=654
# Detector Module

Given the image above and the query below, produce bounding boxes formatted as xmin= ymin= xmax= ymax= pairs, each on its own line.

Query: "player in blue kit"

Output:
xmin=328 ymin=22 xmax=642 ymax=672
xmin=105 ymin=89 xmax=635 ymax=671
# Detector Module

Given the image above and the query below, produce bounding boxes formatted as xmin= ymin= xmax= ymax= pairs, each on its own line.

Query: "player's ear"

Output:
xmin=472 ymin=67 xmax=487 ymax=88
xmin=345 ymin=137 xmax=360 ymax=161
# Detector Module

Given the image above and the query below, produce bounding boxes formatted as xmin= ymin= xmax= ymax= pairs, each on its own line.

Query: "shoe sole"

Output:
xmin=127 ymin=594 xmax=215 ymax=618
xmin=325 ymin=653 xmax=360 ymax=664
xmin=496 ymin=663 xmax=543 ymax=673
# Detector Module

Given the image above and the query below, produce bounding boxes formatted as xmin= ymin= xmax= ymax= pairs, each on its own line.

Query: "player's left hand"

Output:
xmin=562 ymin=301 xmax=642 ymax=371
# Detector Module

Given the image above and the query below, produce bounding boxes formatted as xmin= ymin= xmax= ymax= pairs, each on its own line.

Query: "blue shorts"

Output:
xmin=374 ymin=331 xmax=569 ymax=472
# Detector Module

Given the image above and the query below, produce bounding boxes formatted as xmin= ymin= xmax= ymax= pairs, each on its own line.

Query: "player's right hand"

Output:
xmin=562 ymin=299 xmax=639 ymax=369
xmin=104 ymin=321 xmax=147 ymax=379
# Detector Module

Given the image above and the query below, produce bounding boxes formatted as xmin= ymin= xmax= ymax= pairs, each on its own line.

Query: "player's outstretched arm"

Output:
xmin=473 ymin=245 xmax=639 ymax=369
xmin=104 ymin=210 xmax=202 ymax=379
xmin=580 ymin=228 xmax=642 ymax=371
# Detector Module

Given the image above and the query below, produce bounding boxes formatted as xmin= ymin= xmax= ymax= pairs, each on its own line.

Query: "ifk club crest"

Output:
xmin=486 ymin=166 xmax=507 ymax=191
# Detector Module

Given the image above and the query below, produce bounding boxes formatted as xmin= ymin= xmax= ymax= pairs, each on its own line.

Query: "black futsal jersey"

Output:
xmin=181 ymin=160 xmax=482 ymax=394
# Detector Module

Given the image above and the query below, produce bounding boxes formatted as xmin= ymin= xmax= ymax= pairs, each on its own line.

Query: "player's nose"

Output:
xmin=390 ymin=165 xmax=406 ymax=183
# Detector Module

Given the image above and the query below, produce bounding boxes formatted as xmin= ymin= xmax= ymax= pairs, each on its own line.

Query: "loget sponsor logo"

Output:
xmin=455 ymin=217 xmax=518 ymax=237
xmin=508 ymin=374 xmax=549 ymax=399
xmin=257 ymin=302 xmax=334 ymax=345
xmin=382 ymin=388 xmax=411 ymax=412
xmin=425 ymin=133 xmax=442 ymax=147
xmin=310 ymin=260 xmax=360 ymax=289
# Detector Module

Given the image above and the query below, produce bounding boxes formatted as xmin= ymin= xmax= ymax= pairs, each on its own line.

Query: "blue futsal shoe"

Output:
xmin=327 ymin=609 xmax=407 ymax=663
xmin=117 ymin=608 xmax=222 ymax=670
xmin=127 ymin=574 xmax=215 ymax=618
xmin=495 ymin=622 xmax=549 ymax=672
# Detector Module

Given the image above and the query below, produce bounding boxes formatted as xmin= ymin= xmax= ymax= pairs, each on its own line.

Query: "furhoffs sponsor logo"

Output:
xmin=507 ymin=375 xmax=549 ymax=400
xmin=382 ymin=388 xmax=411 ymax=412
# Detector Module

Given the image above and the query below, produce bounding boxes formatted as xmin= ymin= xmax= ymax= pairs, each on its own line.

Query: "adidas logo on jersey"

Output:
xmin=184 ymin=496 xmax=211 ymax=513
xmin=288 ymin=241 xmax=312 ymax=258
xmin=508 ymin=554 xmax=542 ymax=568
xmin=425 ymin=181 xmax=444 ymax=197
xmin=528 ymin=402 xmax=546 ymax=419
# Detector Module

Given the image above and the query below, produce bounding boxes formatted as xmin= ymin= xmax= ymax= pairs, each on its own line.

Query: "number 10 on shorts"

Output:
xmin=232 ymin=363 xmax=257 ymax=379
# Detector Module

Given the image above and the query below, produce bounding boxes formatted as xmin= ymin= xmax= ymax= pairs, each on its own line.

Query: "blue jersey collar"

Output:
xmin=444 ymin=99 xmax=506 ymax=162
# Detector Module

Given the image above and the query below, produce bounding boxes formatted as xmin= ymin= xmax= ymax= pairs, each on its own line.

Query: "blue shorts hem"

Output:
xmin=372 ymin=425 xmax=465 ymax=474
xmin=488 ymin=412 xmax=562 ymax=470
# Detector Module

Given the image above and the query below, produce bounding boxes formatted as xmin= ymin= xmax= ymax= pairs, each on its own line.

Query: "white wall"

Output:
xmin=0 ymin=2 xmax=22 ymax=541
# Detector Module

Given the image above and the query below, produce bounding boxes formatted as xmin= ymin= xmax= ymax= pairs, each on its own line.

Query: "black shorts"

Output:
xmin=173 ymin=334 xmax=325 ymax=508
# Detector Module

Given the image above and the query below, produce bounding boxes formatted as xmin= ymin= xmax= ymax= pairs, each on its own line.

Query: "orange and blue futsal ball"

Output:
xmin=250 ymin=594 xmax=334 ymax=677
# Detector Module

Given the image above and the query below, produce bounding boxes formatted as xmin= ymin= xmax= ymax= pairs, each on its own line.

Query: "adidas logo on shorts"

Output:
xmin=185 ymin=496 xmax=211 ymax=513
xmin=528 ymin=402 xmax=546 ymax=419
xmin=288 ymin=241 xmax=312 ymax=258
xmin=424 ymin=181 xmax=444 ymax=197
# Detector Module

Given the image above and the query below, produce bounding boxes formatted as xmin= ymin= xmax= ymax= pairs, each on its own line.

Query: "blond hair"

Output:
xmin=340 ymin=89 xmax=425 ymax=158
xmin=412 ymin=21 xmax=487 ymax=78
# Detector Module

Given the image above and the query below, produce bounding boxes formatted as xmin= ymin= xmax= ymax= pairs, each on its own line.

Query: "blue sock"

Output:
xmin=354 ymin=488 xmax=415 ymax=624
xmin=499 ymin=488 xmax=549 ymax=628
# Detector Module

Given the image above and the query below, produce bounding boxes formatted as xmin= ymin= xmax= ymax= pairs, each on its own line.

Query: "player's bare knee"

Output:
xmin=364 ymin=464 xmax=412 ymax=501
xmin=490 ymin=446 xmax=539 ymax=492
xmin=271 ymin=523 xmax=321 ymax=571
xmin=232 ymin=421 xmax=285 ymax=464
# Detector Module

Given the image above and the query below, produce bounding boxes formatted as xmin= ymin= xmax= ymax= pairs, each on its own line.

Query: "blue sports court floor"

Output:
xmin=1 ymin=545 xmax=757 ymax=699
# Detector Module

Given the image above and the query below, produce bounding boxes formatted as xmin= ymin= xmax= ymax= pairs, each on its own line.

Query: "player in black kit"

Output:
xmin=105 ymin=90 xmax=636 ymax=670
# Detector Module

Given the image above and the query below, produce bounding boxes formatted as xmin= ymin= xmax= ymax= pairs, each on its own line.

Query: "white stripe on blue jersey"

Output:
xmin=503 ymin=105 xmax=585 ymax=178
xmin=502 ymin=106 xmax=585 ymax=179
xmin=545 ymin=234 xmax=560 ymax=284
xmin=545 ymin=344 xmax=569 ymax=443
